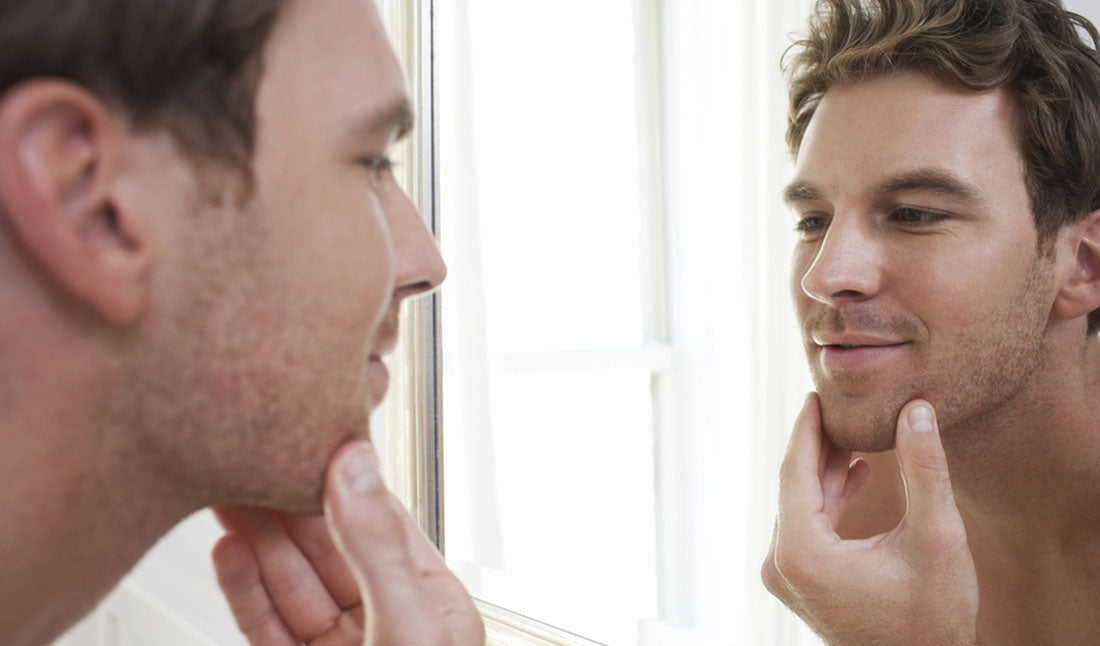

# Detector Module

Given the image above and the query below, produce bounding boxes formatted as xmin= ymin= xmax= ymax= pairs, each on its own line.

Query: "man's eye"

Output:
xmin=360 ymin=156 xmax=394 ymax=181
xmin=795 ymin=214 xmax=828 ymax=236
xmin=890 ymin=206 xmax=949 ymax=226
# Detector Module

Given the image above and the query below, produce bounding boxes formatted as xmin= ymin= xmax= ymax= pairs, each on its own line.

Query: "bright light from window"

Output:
xmin=438 ymin=1 xmax=659 ymax=643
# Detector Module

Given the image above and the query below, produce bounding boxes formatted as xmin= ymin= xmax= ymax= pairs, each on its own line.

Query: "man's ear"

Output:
xmin=0 ymin=80 xmax=150 ymax=326
xmin=1052 ymin=209 xmax=1100 ymax=324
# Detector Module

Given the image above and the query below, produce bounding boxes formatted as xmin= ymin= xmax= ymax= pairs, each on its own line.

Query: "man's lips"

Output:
xmin=367 ymin=310 xmax=399 ymax=405
xmin=812 ymin=333 xmax=910 ymax=373
xmin=367 ymin=355 xmax=390 ymax=405
xmin=812 ymin=332 xmax=907 ymax=347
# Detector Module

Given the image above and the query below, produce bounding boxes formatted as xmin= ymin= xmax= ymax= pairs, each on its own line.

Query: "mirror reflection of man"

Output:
xmin=0 ymin=1 xmax=483 ymax=645
xmin=763 ymin=0 xmax=1100 ymax=643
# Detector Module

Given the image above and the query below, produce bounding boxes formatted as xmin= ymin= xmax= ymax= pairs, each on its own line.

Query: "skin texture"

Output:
xmin=129 ymin=0 xmax=445 ymax=513
xmin=0 ymin=0 xmax=482 ymax=644
xmin=763 ymin=395 xmax=980 ymax=645
xmin=765 ymin=73 xmax=1100 ymax=645
xmin=788 ymin=73 xmax=1053 ymax=454
xmin=213 ymin=443 xmax=484 ymax=646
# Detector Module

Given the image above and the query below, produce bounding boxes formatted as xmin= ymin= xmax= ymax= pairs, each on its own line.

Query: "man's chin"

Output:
xmin=818 ymin=397 xmax=901 ymax=453
xmin=239 ymin=435 xmax=360 ymax=515
xmin=233 ymin=472 xmax=328 ymax=515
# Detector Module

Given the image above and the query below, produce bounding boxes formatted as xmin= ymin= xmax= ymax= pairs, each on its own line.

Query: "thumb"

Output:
xmin=323 ymin=442 xmax=436 ymax=631
xmin=894 ymin=400 xmax=960 ymax=526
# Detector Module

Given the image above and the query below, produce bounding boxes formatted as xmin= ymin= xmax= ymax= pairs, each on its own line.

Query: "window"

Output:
xmin=437 ymin=0 xmax=667 ymax=643
xmin=392 ymin=0 xmax=829 ymax=644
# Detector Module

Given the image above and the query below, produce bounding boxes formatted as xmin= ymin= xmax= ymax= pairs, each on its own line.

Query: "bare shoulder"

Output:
xmin=836 ymin=450 xmax=906 ymax=539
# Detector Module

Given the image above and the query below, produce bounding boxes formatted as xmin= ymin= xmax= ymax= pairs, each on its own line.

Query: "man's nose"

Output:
xmin=388 ymin=190 xmax=447 ymax=302
xmin=799 ymin=215 xmax=882 ymax=306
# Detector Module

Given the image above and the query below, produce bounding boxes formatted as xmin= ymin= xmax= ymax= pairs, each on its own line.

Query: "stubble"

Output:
xmin=809 ymin=256 xmax=1055 ymax=453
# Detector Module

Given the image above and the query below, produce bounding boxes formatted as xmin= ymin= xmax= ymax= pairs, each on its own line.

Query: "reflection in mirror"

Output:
xmin=436 ymin=0 xmax=818 ymax=644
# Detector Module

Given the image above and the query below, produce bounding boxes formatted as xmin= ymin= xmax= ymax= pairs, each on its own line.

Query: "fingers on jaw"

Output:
xmin=894 ymin=400 xmax=961 ymax=523
xmin=212 ymin=533 xmax=256 ymax=591
xmin=324 ymin=445 xmax=486 ymax=645
xmin=211 ymin=505 xmax=270 ymax=535
xmin=239 ymin=514 xmax=346 ymax=641
xmin=322 ymin=448 xmax=413 ymax=583
xmin=325 ymin=485 xmax=420 ymax=595
xmin=280 ymin=515 xmax=362 ymax=609
xmin=783 ymin=396 xmax=872 ymax=535
xmin=780 ymin=393 xmax=827 ymax=491
xmin=403 ymin=515 xmax=484 ymax=641
xmin=211 ymin=535 xmax=299 ymax=646
xmin=325 ymin=477 xmax=458 ymax=644
xmin=307 ymin=611 xmax=366 ymax=646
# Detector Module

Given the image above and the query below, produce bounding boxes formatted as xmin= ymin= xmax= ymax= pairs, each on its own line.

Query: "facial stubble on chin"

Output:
xmin=810 ymin=258 xmax=1055 ymax=454
xmin=814 ymin=379 xmax=915 ymax=452
xmin=802 ymin=308 xmax=928 ymax=452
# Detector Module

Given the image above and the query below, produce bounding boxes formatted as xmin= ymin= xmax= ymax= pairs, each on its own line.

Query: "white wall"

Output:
xmin=1066 ymin=0 xmax=1100 ymax=22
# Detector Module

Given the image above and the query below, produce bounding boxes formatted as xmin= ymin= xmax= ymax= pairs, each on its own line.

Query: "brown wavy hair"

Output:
xmin=784 ymin=0 xmax=1100 ymax=334
xmin=0 ymin=0 xmax=284 ymax=170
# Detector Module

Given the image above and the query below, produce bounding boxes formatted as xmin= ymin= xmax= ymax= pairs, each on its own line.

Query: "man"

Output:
xmin=763 ymin=0 xmax=1100 ymax=644
xmin=0 ymin=1 xmax=482 ymax=645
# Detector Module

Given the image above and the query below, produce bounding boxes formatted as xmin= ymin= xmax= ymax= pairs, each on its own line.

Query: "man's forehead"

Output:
xmin=800 ymin=73 xmax=1016 ymax=148
xmin=790 ymin=74 xmax=1022 ymax=201
xmin=254 ymin=0 xmax=412 ymax=146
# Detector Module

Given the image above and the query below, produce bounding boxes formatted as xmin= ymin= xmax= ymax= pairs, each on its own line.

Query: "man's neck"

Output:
xmin=0 ymin=406 xmax=196 ymax=646
xmin=946 ymin=333 xmax=1100 ymax=553
xmin=946 ymin=334 xmax=1100 ymax=645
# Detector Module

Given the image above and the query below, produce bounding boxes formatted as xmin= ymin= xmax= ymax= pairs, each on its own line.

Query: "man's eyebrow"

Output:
xmin=392 ymin=101 xmax=415 ymax=141
xmin=783 ymin=180 xmax=823 ymax=205
xmin=348 ymin=96 xmax=415 ymax=144
xmin=782 ymin=169 xmax=985 ymax=206
xmin=874 ymin=168 xmax=983 ymax=202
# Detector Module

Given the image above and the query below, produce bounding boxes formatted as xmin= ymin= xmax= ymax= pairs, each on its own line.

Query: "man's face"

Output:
xmin=787 ymin=73 xmax=1057 ymax=451
xmin=139 ymin=0 xmax=445 ymax=510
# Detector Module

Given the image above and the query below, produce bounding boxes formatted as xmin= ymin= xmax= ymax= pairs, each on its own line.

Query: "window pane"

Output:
xmin=438 ymin=0 xmax=647 ymax=355
xmin=442 ymin=369 xmax=658 ymax=644
xmin=438 ymin=1 xmax=659 ymax=643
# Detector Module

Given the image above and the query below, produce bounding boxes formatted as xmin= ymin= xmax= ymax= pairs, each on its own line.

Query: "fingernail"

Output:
xmin=907 ymin=404 xmax=935 ymax=433
xmin=340 ymin=443 xmax=383 ymax=494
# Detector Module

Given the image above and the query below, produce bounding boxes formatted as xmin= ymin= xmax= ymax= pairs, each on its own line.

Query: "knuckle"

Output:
xmin=265 ymin=565 xmax=311 ymax=598
xmin=234 ymin=608 xmax=266 ymax=638
xmin=330 ymin=611 xmax=365 ymax=642
xmin=300 ymin=531 xmax=340 ymax=562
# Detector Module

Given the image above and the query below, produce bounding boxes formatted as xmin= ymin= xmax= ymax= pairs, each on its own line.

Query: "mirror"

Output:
xmin=429 ymin=0 xmax=816 ymax=643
